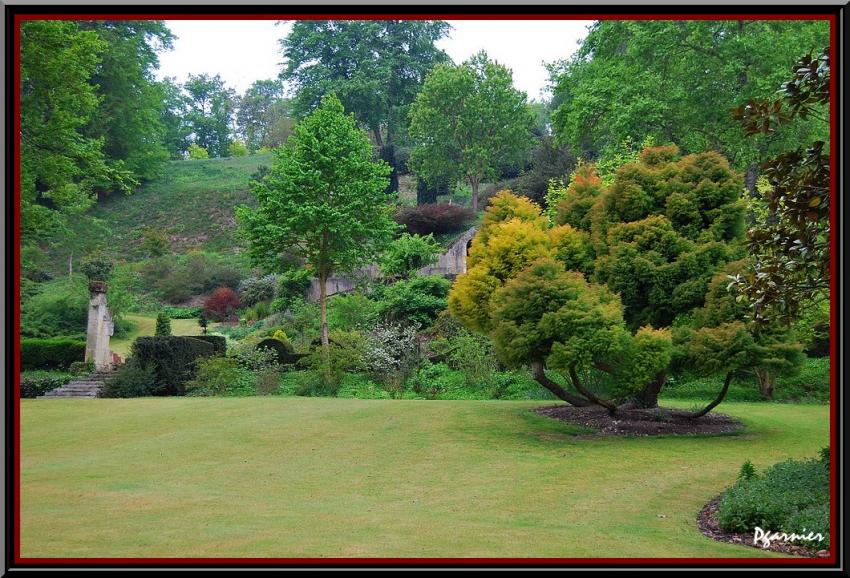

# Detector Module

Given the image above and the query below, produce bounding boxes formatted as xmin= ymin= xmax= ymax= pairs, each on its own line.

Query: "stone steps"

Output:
xmin=40 ymin=369 xmax=116 ymax=399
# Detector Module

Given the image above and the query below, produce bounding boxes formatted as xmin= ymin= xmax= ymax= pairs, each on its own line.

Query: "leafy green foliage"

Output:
xmin=139 ymin=252 xmax=245 ymax=304
xmin=140 ymin=226 xmax=170 ymax=257
xmin=295 ymin=330 xmax=369 ymax=396
xmin=184 ymin=73 xmax=237 ymax=158
xmin=238 ymin=275 xmax=277 ymax=307
xmin=273 ymin=269 xmax=313 ymax=312
xmin=20 ymin=370 xmax=74 ymax=398
xmin=235 ymin=79 xmax=288 ymax=152
xmin=327 ymin=293 xmax=379 ymax=332
xmin=738 ymin=460 xmax=758 ymax=482
xmin=380 ymin=233 xmax=442 ymax=278
xmin=549 ymin=20 xmax=829 ymax=166
xmin=394 ymin=203 xmax=475 ymax=236
xmin=187 ymin=143 xmax=210 ymax=159
xmin=185 ymin=356 xmax=256 ymax=397
xmin=161 ymin=306 xmax=202 ymax=319
xmin=237 ymin=93 xmax=395 ymax=278
xmin=100 ymin=358 xmax=160 ymax=398
xmin=19 ymin=21 xmax=129 ymax=244
xmin=378 ymin=275 xmax=451 ymax=327
xmin=513 ymin=135 xmax=578 ymax=206
xmin=79 ymin=253 xmax=114 ymax=283
xmin=20 ymin=277 xmax=90 ymax=339
xmin=409 ymin=51 xmax=535 ymax=210
xmin=21 ymin=338 xmax=87 ymax=371
xmin=228 ymin=140 xmax=248 ymax=157
xmin=729 ymin=49 xmax=830 ymax=326
xmin=280 ymin=20 xmax=451 ymax=146
xmin=155 ymin=312 xmax=172 ymax=336
xmin=718 ymin=457 xmax=829 ymax=549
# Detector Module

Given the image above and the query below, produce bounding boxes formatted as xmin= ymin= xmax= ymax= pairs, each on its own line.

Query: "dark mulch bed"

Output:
xmin=697 ymin=495 xmax=829 ymax=558
xmin=534 ymin=404 xmax=744 ymax=436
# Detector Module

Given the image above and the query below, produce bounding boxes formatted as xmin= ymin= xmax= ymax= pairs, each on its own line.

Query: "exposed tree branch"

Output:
xmin=530 ymin=361 xmax=593 ymax=407
xmin=685 ymin=372 xmax=734 ymax=419
xmin=568 ymin=366 xmax=618 ymax=415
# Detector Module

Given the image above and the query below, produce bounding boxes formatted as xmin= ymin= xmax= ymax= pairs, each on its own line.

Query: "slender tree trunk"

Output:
xmin=470 ymin=177 xmax=480 ymax=211
xmin=753 ymin=368 xmax=775 ymax=399
xmin=686 ymin=372 xmax=734 ymax=419
xmin=319 ymin=271 xmax=331 ymax=381
xmin=530 ymin=361 xmax=592 ymax=407
xmin=68 ymin=250 xmax=73 ymax=280
xmin=372 ymin=126 xmax=383 ymax=148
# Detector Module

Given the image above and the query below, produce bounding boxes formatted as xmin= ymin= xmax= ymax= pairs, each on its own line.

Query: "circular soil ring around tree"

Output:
xmin=697 ymin=495 xmax=829 ymax=558
xmin=534 ymin=404 xmax=744 ymax=436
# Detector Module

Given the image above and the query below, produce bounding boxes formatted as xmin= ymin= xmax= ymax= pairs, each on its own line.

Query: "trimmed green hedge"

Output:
xmin=20 ymin=371 xmax=74 ymax=398
xmin=192 ymin=335 xmax=227 ymax=356
xmin=132 ymin=336 xmax=217 ymax=395
xmin=256 ymin=338 xmax=301 ymax=365
xmin=21 ymin=338 xmax=86 ymax=370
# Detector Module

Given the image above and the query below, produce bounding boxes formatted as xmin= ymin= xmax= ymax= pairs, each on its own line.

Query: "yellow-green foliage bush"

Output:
xmin=448 ymin=144 xmax=766 ymax=408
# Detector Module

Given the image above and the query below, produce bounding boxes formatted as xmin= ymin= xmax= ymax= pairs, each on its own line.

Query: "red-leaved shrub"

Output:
xmin=203 ymin=287 xmax=241 ymax=322
xmin=395 ymin=203 xmax=475 ymax=236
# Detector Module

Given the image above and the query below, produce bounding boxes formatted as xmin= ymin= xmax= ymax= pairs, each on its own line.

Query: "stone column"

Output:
xmin=85 ymin=281 xmax=113 ymax=371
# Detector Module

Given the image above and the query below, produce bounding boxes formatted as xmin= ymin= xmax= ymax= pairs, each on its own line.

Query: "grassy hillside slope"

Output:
xmin=42 ymin=154 xmax=272 ymax=274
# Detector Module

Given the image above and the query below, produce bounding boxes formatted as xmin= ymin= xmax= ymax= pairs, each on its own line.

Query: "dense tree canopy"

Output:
xmin=20 ymin=21 xmax=108 ymax=244
xmin=449 ymin=145 xmax=757 ymax=414
xmin=279 ymin=20 xmax=451 ymax=146
xmin=79 ymin=20 xmax=173 ymax=183
xmin=184 ymin=73 xmax=237 ymax=158
xmin=235 ymin=79 xmax=288 ymax=152
xmin=550 ymin=20 xmax=830 ymax=170
xmin=409 ymin=51 xmax=535 ymax=210
xmin=729 ymin=48 xmax=831 ymax=327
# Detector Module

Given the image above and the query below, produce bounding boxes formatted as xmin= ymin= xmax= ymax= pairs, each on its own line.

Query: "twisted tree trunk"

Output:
xmin=685 ymin=372 xmax=734 ymax=419
xmin=530 ymin=361 xmax=592 ymax=407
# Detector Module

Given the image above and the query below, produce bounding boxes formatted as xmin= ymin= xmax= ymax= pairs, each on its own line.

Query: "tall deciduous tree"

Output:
xmin=79 ymin=20 xmax=173 ymax=184
xmin=549 ymin=20 xmax=830 ymax=173
xmin=236 ymin=79 xmax=287 ymax=152
xmin=20 ymin=21 xmax=111 ymax=245
xmin=236 ymin=94 xmax=396 ymax=363
xmin=409 ymin=52 xmax=535 ymax=211
xmin=184 ymin=73 xmax=237 ymax=158
xmin=158 ymin=76 xmax=192 ymax=159
xmin=279 ymin=20 xmax=451 ymax=146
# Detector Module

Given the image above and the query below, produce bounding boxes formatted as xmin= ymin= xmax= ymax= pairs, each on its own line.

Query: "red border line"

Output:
xmin=10 ymin=10 xmax=840 ymax=569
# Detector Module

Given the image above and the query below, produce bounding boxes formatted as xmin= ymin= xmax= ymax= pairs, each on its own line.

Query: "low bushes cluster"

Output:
xmin=21 ymin=338 xmax=86 ymax=371
xmin=238 ymin=274 xmax=277 ymax=307
xmin=138 ymin=252 xmax=245 ymax=304
xmin=662 ymin=356 xmax=829 ymax=402
xmin=161 ymin=306 xmax=202 ymax=319
xmin=204 ymin=287 xmax=241 ymax=322
xmin=395 ymin=203 xmax=475 ymax=236
xmin=100 ymin=359 xmax=159 ymax=397
xmin=20 ymin=371 xmax=74 ymax=398
xmin=717 ymin=454 xmax=830 ymax=550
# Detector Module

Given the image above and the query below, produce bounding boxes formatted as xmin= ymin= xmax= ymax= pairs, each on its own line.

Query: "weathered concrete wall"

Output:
xmin=305 ymin=227 xmax=477 ymax=302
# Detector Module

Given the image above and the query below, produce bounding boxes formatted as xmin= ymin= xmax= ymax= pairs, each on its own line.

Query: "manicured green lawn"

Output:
xmin=20 ymin=398 xmax=828 ymax=559
xmin=110 ymin=314 xmax=203 ymax=357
